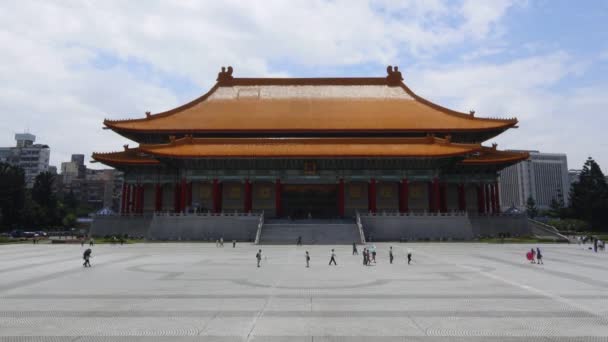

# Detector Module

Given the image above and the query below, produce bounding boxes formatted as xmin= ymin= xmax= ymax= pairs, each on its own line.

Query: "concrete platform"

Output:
xmin=0 ymin=242 xmax=607 ymax=341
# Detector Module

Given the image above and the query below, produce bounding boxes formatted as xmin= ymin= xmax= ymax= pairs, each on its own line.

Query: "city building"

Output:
xmin=91 ymin=66 xmax=531 ymax=241
xmin=0 ymin=133 xmax=50 ymax=187
xmin=499 ymin=151 xmax=569 ymax=211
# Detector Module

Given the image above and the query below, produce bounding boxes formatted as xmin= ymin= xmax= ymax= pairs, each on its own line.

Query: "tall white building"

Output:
xmin=499 ymin=151 xmax=569 ymax=210
xmin=0 ymin=133 xmax=51 ymax=188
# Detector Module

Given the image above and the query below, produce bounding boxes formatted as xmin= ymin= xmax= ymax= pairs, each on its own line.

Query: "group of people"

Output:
xmin=526 ymin=247 xmax=543 ymax=264
xmin=255 ymin=244 xmax=413 ymax=268
xmin=216 ymin=237 xmax=237 ymax=248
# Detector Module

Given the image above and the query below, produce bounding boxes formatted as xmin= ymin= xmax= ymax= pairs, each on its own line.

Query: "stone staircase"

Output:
xmin=258 ymin=219 xmax=362 ymax=245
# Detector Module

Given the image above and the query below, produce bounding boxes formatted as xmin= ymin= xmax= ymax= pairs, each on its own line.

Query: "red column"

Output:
xmin=477 ymin=184 xmax=485 ymax=214
xmin=428 ymin=181 xmax=433 ymax=212
xmin=212 ymin=179 xmax=221 ymax=213
xmin=275 ymin=179 xmax=282 ymax=217
xmin=457 ymin=183 xmax=466 ymax=211
xmin=368 ymin=178 xmax=377 ymax=213
xmin=244 ymin=179 xmax=252 ymax=213
xmin=439 ymin=182 xmax=447 ymax=213
xmin=338 ymin=178 xmax=345 ymax=218
xmin=173 ymin=182 xmax=180 ymax=213
xmin=489 ymin=183 xmax=496 ymax=214
xmin=494 ymin=182 xmax=500 ymax=214
xmin=126 ymin=184 xmax=133 ymax=214
xmin=485 ymin=184 xmax=491 ymax=214
xmin=154 ymin=183 xmax=163 ymax=211
xmin=432 ymin=178 xmax=440 ymax=213
xmin=399 ymin=179 xmax=409 ymax=213
xmin=188 ymin=182 xmax=193 ymax=207
xmin=139 ymin=184 xmax=145 ymax=214
xmin=121 ymin=182 xmax=127 ymax=214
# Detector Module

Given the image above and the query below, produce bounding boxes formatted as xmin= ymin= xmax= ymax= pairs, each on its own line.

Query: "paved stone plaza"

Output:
xmin=0 ymin=242 xmax=607 ymax=341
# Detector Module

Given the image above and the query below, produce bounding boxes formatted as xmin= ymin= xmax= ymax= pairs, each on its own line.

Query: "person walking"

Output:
xmin=594 ymin=238 xmax=598 ymax=253
xmin=530 ymin=248 xmax=536 ymax=264
xmin=220 ymin=237 xmax=224 ymax=247
xmin=297 ymin=236 xmax=302 ymax=246
xmin=256 ymin=249 xmax=262 ymax=267
xmin=89 ymin=238 xmax=94 ymax=246
xmin=83 ymin=248 xmax=92 ymax=267
xmin=329 ymin=249 xmax=337 ymax=266
xmin=389 ymin=246 xmax=394 ymax=264
xmin=407 ymin=248 xmax=412 ymax=265
xmin=363 ymin=248 xmax=368 ymax=265
xmin=536 ymin=247 xmax=543 ymax=264
xmin=305 ymin=251 xmax=310 ymax=268
xmin=371 ymin=245 xmax=377 ymax=263
xmin=352 ymin=242 xmax=358 ymax=255
xmin=232 ymin=240 xmax=236 ymax=248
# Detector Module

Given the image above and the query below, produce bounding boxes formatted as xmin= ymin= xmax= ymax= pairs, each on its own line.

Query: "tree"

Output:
xmin=569 ymin=157 xmax=608 ymax=230
xmin=0 ymin=163 xmax=26 ymax=230
xmin=30 ymin=172 xmax=60 ymax=227
xmin=526 ymin=196 xmax=538 ymax=218
xmin=548 ymin=189 xmax=565 ymax=218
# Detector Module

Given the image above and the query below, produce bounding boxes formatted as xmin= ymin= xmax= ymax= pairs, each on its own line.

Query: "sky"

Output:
xmin=0 ymin=0 xmax=607 ymax=172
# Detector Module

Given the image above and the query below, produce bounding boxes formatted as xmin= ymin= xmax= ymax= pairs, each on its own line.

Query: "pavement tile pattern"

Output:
xmin=0 ymin=242 xmax=607 ymax=341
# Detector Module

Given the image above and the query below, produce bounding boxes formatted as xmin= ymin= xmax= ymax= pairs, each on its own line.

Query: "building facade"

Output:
xmin=499 ymin=151 xmax=569 ymax=210
xmin=0 ymin=133 xmax=50 ymax=188
xmin=92 ymin=67 xmax=530 ymax=240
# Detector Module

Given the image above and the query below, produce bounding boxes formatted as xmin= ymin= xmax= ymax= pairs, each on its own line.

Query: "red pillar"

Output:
xmin=368 ymin=178 xmax=377 ymax=213
xmin=477 ymin=183 xmax=485 ymax=214
xmin=212 ymin=179 xmax=221 ymax=213
xmin=432 ymin=177 xmax=440 ymax=213
xmin=490 ymin=183 xmax=496 ymax=214
xmin=126 ymin=184 xmax=133 ymax=214
xmin=121 ymin=182 xmax=127 ymax=214
xmin=457 ymin=183 xmax=466 ymax=211
xmin=399 ymin=179 xmax=409 ymax=213
xmin=139 ymin=184 xmax=145 ymax=214
xmin=428 ymin=181 xmax=433 ymax=212
xmin=338 ymin=178 xmax=345 ymax=218
xmin=494 ymin=182 xmax=500 ymax=214
xmin=486 ymin=184 xmax=492 ymax=214
xmin=173 ymin=182 xmax=180 ymax=213
xmin=439 ymin=182 xmax=447 ymax=213
xmin=244 ymin=179 xmax=252 ymax=213
xmin=275 ymin=179 xmax=282 ymax=217
xmin=154 ymin=183 xmax=163 ymax=211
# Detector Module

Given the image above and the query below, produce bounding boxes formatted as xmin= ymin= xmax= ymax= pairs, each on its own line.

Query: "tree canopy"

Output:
xmin=569 ymin=157 xmax=608 ymax=230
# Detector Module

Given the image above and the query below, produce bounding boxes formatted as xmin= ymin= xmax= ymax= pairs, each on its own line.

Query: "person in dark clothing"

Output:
xmin=407 ymin=249 xmax=412 ymax=265
xmin=232 ymin=240 xmax=236 ymax=248
xmin=256 ymin=249 xmax=262 ymax=267
xmin=83 ymin=249 xmax=92 ymax=267
xmin=594 ymin=238 xmax=598 ymax=253
xmin=536 ymin=247 xmax=543 ymax=264
xmin=389 ymin=246 xmax=394 ymax=264
xmin=297 ymin=236 xmax=302 ymax=246
xmin=305 ymin=251 xmax=310 ymax=268
xmin=329 ymin=249 xmax=337 ymax=265
xmin=363 ymin=248 xmax=368 ymax=265
xmin=352 ymin=242 xmax=358 ymax=255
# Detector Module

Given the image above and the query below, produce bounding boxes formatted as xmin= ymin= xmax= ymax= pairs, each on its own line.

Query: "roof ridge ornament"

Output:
xmin=386 ymin=65 xmax=403 ymax=86
xmin=217 ymin=66 xmax=234 ymax=84
xmin=145 ymin=111 xmax=151 ymax=119
xmin=492 ymin=143 xmax=498 ymax=150
xmin=123 ymin=144 xmax=129 ymax=151
xmin=469 ymin=110 xmax=475 ymax=117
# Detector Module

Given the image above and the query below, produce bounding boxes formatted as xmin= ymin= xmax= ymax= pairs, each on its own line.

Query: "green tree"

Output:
xmin=569 ymin=157 xmax=608 ymax=230
xmin=526 ymin=196 xmax=538 ymax=218
xmin=548 ymin=189 xmax=565 ymax=218
xmin=30 ymin=172 xmax=60 ymax=227
xmin=62 ymin=213 xmax=77 ymax=228
xmin=0 ymin=163 xmax=26 ymax=230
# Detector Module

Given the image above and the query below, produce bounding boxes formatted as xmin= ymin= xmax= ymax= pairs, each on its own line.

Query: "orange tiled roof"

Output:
xmin=104 ymin=68 xmax=518 ymax=134
xmin=460 ymin=146 xmax=529 ymax=165
xmin=91 ymin=147 xmax=159 ymax=166
xmin=137 ymin=136 xmax=481 ymax=158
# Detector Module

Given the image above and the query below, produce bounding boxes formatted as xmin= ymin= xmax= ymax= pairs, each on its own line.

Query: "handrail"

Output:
xmin=254 ymin=211 xmax=264 ymax=245
xmin=528 ymin=218 xmax=570 ymax=242
xmin=356 ymin=211 xmax=366 ymax=244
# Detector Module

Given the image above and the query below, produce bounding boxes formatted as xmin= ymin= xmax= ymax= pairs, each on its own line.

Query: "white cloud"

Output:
xmin=4 ymin=0 xmax=606 ymax=174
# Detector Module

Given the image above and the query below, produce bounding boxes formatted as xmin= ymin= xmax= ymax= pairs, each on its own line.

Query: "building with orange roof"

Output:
xmin=91 ymin=66 xmax=531 ymax=242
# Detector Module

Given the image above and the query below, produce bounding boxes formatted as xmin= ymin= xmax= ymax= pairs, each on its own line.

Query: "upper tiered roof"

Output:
xmin=104 ymin=66 xmax=517 ymax=139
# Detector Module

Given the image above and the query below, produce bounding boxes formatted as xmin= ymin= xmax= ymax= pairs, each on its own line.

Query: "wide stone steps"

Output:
xmin=259 ymin=223 xmax=361 ymax=245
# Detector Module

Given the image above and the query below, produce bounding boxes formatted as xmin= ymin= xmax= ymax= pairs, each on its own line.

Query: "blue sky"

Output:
xmin=0 ymin=0 xmax=607 ymax=172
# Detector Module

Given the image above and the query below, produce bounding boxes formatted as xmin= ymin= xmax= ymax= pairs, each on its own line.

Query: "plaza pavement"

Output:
xmin=0 ymin=242 xmax=607 ymax=341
